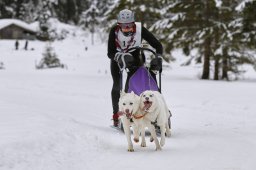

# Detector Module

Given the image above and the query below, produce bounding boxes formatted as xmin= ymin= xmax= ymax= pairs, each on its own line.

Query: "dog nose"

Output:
xmin=125 ymin=109 xmax=130 ymax=113
xmin=145 ymin=97 xmax=149 ymax=101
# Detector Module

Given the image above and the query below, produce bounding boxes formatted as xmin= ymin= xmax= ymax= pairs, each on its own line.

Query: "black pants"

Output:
xmin=110 ymin=60 xmax=121 ymax=114
xmin=110 ymin=60 xmax=157 ymax=114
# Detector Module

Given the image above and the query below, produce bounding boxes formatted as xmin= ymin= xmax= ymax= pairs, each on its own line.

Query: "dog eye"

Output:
xmin=129 ymin=102 xmax=133 ymax=105
xmin=150 ymin=94 xmax=154 ymax=97
xmin=123 ymin=103 xmax=126 ymax=106
xmin=143 ymin=95 xmax=146 ymax=97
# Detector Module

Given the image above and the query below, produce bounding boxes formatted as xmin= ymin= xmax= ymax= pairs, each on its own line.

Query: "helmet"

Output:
xmin=117 ymin=9 xmax=135 ymax=36
xmin=117 ymin=9 xmax=135 ymax=24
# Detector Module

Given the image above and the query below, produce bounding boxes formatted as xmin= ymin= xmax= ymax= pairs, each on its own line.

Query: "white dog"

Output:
xmin=118 ymin=91 xmax=146 ymax=152
xmin=118 ymin=91 xmax=163 ymax=151
xmin=139 ymin=90 xmax=171 ymax=147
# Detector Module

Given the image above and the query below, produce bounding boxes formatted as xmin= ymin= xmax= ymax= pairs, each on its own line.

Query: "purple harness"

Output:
xmin=128 ymin=66 xmax=158 ymax=96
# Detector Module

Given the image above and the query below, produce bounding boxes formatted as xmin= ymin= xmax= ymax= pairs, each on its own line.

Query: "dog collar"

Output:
xmin=133 ymin=112 xmax=148 ymax=119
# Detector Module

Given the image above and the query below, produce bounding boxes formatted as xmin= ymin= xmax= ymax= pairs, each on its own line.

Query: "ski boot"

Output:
xmin=112 ymin=113 xmax=124 ymax=132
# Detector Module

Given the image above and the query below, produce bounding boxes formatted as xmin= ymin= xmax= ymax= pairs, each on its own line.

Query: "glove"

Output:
xmin=114 ymin=52 xmax=134 ymax=69
xmin=150 ymin=54 xmax=162 ymax=72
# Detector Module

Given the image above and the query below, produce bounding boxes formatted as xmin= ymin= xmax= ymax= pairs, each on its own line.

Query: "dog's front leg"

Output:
xmin=140 ymin=124 xmax=146 ymax=147
xmin=159 ymin=125 xmax=166 ymax=146
xmin=121 ymin=117 xmax=134 ymax=152
xmin=148 ymin=124 xmax=161 ymax=151
xmin=132 ymin=124 xmax=139 ymax=143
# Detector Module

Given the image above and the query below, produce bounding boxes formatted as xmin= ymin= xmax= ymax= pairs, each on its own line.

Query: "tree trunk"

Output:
xmin=214 ymin=10 xmax=220 ymax=81
xmin=222 ymin=47 xmax=229 ymax=80
xmin=214 ymin=55 xmax=220 ymax=80
xmin=201 ymin=36 xmax=211 ymax=79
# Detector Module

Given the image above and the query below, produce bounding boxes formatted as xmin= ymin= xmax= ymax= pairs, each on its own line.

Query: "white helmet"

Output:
xmin=117 ymin=9 xmax=135 ymax=23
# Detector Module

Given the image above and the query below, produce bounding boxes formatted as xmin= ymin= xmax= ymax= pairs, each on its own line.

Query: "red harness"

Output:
xmin=118 ymin=104 xmax=151 ymax=120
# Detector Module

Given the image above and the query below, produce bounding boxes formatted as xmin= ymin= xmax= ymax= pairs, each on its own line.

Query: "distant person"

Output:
xmin=15 ymin=40 xmax=19 ymax=50
xmin=0 ymin=62 xmax=4 ymax=69
xmin=24 ymin=40 xmax=28 ymax=50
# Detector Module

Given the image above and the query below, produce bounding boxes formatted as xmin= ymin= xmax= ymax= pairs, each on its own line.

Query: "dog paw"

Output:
xmin=160 ymin=140 xmax=165 ymax=147
xmin=133 ymin=138 xmax=139 ymax=143
xmin=165 ymin=131 xmax=171 ymax=137
xmin=165 ymin=133 xmax=171 ymax=137
xmin=150 ymin=137 xmax=154 ymax=142
xmin=127 ymin=148 xmax=134 ymax=152
xmin=141 ymin=141 xmax=146 ymax=147
xmin=155 ymin=146 xmax=162 ymax=151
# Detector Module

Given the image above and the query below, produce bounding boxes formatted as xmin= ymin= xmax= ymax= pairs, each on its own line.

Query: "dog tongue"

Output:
xmin=143 ymin=101 xmax=152 ymax=110
xmin=126 ymin=112 xmax=132 ymax=119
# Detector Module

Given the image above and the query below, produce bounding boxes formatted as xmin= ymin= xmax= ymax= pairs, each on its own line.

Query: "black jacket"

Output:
xmin=107 ymin=24 xmax=163 ymax=66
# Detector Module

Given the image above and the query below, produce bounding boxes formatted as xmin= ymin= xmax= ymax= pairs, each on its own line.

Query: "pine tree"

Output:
xmin=22 ymin=0 xmax=37 ymax=23
xmin=14 ymin=0 xmax=25 ymax=20
xmin=215 ymin=0 xmax=255 ymax=80
xmin=96 ymin=0 xmax=115 ymax=28
xmin=153 ymin=0 xmax=255 ymax=80
xmin=37 ymin=0 xmax=53 ymax=41
xmin=215 ymin=1 xmax=239 ymax=80
xmin=239 ymin=0 xmax=256 ymax=72
xmin=153 ymin=0 xmax=219 ymax=79
xmin=0 ymin=1 xmax=6 ymax=18
xmin=76 ymin=0 xmax=90 ymax=18
xmin=0 ymin=0 xmax=17 ymax=18
xmin=66 ymin=0 xmax=77 ymax=24
xmin=79 ymin=0 xmax=115 ymax=43
xmin=0 ymin=0 xmax=39 ymax=22
xmin=241 ymin=0 xmax=256 ymax=49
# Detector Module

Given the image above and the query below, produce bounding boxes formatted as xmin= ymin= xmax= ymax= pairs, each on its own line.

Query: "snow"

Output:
xmin=236 ymin=0 xmax=253 ymax=11
xmin=214 ymin=0 xmax=222 ymax=7
xmin=0 ymin=19 xmax=36 ymax=32
xmin=1 ymin=27 xmax=256 ymax=170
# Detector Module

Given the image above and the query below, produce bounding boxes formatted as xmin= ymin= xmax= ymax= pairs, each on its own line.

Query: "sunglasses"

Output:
xmin=119 ymin=23 xmax=135 ymax=32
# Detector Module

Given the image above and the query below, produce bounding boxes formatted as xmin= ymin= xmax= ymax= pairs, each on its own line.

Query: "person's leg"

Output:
xmin=110 ymin=61 xmax=121 ymax=126
xmin=124 ymin=68 xmax=137 ymax=92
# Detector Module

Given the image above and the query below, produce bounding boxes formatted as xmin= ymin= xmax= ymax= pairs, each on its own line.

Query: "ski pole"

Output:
xmin=159 ymin=71 xmax=161 ymax=93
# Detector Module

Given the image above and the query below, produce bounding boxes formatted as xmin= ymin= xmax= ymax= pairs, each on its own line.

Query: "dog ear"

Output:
xmin=131 ymin=91 xmax=140 ymax=100
xmin=131 ymin=91 xmax=138 ymax=97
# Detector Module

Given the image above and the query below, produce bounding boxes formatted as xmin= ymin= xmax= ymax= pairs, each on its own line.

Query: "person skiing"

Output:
xmin=107 ymin=9 xmax=163 ymax=127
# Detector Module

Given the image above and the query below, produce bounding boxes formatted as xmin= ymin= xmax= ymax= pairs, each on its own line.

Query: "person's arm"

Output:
xmin=107 ymin=26 xmax=117 ymax=60
xmin=141 ymin=26 xmax=163 ymax=55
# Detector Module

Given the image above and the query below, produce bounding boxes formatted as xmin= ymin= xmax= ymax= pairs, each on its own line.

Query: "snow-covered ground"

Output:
xmin=0 ymin=32 xmax=256 ymax=170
